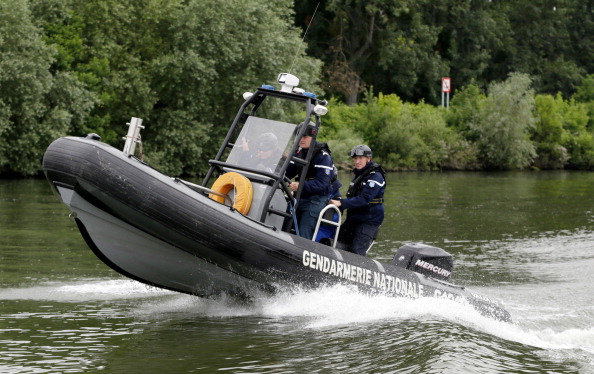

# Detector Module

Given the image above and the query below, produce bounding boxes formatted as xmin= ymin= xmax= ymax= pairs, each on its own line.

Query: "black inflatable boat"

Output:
xmin=42 ymin=73 xmax=511 ymax=322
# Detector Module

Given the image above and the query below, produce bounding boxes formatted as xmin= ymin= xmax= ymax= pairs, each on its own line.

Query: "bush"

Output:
xmin=323 ymin=127 xmax=365 ymax=169
xmin=446 ymin=83 xmax=487 ymax=143
xmin=322 ymin=93 xmax=472 ymax=170
xmin=573 ymin=74 xmax=594 ymax=129
xmin=448 ymin=74 xmax=537 ymax=169
xmin=532 ymin=94 xmax=569 ymax=169
xmin=533 ymin=92 xmax=593 ymax=169
xmin=320 ymin=98 xmax=369 ymax=168
xmin=296 ymin=72 xmax=594 ymax=172
xmin=378 ymin=101 xmax=471 ymax=170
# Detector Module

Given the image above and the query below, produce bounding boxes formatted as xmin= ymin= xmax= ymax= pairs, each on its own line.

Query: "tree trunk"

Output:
xmin=345 ymin=79 xmax=360 ymax=106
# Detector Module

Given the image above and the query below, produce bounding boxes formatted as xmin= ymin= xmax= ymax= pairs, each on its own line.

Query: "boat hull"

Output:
xmin=43 ymin=136 xmax=511 ymax=321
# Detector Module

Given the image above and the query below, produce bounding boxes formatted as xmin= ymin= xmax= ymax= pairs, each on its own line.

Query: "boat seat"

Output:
xmin=312 ymin=205 xmax=341 ymax=248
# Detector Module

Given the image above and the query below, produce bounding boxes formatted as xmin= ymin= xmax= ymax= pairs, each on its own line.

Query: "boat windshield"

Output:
xmin=225 ymin=116 xmax=297 ymax=175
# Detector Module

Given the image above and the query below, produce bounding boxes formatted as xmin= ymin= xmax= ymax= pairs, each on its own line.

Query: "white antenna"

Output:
xmin=288 ymin=2 xmax=320 ymax=74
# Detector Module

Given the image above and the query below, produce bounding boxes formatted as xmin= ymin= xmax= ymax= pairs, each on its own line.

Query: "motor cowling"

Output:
xmin=392 ymin=243 xmax=453 ymax=281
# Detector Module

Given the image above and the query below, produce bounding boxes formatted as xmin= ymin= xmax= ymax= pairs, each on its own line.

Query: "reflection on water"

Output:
xmin=379 ymin=170 xmax=594 ymax=245
xmin=1 ymin=173 xmax=594 ymax=373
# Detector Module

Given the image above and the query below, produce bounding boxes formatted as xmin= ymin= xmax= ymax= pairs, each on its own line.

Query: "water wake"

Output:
xmin=2 ymin=277 xmax=592 ymax=363
xmin=0 ymin=278 xmax=172 ymax=302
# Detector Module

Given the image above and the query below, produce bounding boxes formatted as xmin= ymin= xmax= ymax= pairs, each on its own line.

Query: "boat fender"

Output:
xmin=209 ymin=172 xmax=253 ymax=215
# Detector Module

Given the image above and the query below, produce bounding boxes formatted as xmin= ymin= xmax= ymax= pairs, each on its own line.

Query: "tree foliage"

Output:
xmin=535 ymin=92 xmax=593 ymax=169
xmin=532 ymin=94 xmax=570 ymax=169
xmin=296 ymin=0 xmax=593 ymax=104
xmin=322 ymin=92 xmax=471 ymax=170
xmin=474 ymin=73 xmax=537 ymax=169
xmin=0 ymin=0 xmax=593 ymax=176
xmin=1 ymin=0 xmax=321 ymax=176
xmin=0 ymin=0 xmax=95 ymax=176
xmin=326 ymin=73 xmax=594 ymax=171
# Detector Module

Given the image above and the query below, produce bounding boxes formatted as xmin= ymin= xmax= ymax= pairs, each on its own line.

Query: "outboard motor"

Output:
xmin=393 ymin=243 xmax=453 ymax=281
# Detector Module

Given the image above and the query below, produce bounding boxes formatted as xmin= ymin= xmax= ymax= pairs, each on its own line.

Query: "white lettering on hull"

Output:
xmin=302 ymin=250 xmax=425 ymax=298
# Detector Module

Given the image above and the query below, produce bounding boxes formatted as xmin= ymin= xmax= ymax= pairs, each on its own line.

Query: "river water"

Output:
xmin=1 ymin=172 xmax=593 ymax=373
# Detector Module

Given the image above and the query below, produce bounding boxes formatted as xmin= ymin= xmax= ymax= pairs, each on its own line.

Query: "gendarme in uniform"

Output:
xmin=286 ymin=124 xmax=337 ymax=239
xmin=331 ymin=145 xmax=386 ymax=255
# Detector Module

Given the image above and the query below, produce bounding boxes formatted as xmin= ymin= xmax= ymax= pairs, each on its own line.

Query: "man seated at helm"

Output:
xmin=240 ymin=132 xmax=283 ymax=173
xmin=285 ymin=122 xmax=337 ymax=240
xmin=329 ymin=145 xmax=386 ymax=256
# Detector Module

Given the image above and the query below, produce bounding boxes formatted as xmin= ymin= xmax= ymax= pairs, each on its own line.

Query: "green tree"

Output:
xmin=421 ymin=1 xmax=515 ymax=94
xmin=30 ymin=0 xmax=322 ymax=176
xmin=535 ymin=91 xmax=592 ymax=169
xmin=473 ymin=73 xmax=537 ymax=169
xmin=573 ymin=74 xmax=594 ymax=129
xmin=446 ymin=83 xmax=488 ymax=143
xmin=144 ymin=0 xmax=322 ymax=175
xmin=0 ymin=0 xmax=95 ymax=176
xmin=297 ymin=0 xmax=592 ymax=104
xmin=566 ymin=1 xmax=594 ymax=75
xmin=298 ymin=0 xmax=447 ymax=105
xmin=533 ymin=94 xmax=570 ymax=168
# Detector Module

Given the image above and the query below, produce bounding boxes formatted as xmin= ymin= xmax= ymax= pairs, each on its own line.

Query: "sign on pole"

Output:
xmin=442 ymin=78 xmax=451 ymax=93
xmin=441 ymin=78 xmax=451 ymax=109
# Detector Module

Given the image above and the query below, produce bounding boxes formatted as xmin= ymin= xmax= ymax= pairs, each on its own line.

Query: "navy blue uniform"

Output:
xmin=286 ymin=143 xmax=336 ymax=239
xmin=338 ymin=161 xmax=386 ymax=255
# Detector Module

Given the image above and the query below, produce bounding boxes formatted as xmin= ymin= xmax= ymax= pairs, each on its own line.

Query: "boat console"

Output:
xmin=201 ymin=73 xmax=332 ymax=239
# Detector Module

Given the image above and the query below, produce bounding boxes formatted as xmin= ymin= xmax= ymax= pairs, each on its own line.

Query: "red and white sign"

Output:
xmin=442 ymin=78 xmax=451 ymax=93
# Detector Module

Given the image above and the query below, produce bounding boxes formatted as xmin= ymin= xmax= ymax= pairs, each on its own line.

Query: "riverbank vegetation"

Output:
xmin=0 ymin=0 xmax=592 ymax=176
xmin=323 ymin=74 xmax=594 ymax=171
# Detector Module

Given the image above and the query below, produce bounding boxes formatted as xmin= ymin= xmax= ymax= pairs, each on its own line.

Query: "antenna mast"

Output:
xmin=289 ymin=2 xmax=320 ymax=74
